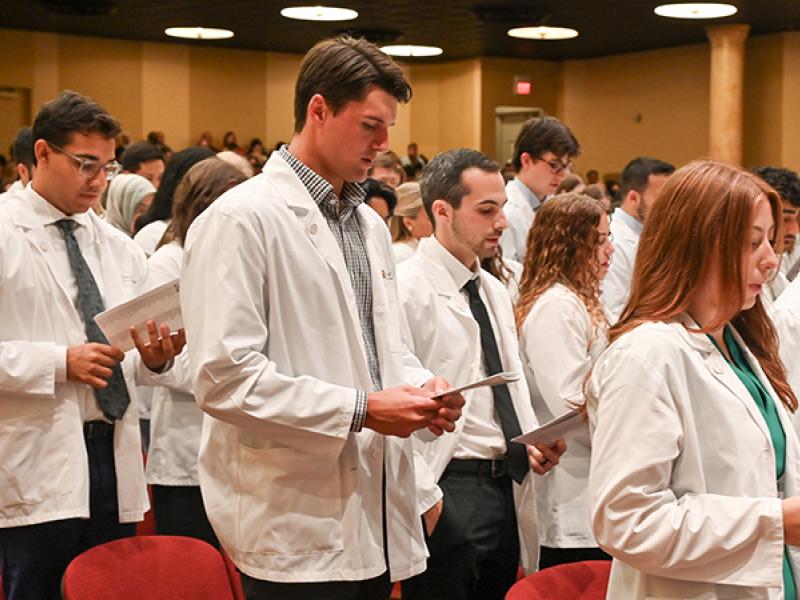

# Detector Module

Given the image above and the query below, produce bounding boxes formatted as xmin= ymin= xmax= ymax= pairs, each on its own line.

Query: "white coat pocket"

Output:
xmin=237 ymin=445 xmax=344 ymax=555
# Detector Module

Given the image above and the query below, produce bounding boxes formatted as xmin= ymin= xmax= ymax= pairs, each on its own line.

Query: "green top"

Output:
xmin=709 ymin=326 xmax=794 ymax=600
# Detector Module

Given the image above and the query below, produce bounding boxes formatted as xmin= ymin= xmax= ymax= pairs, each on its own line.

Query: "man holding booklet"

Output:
xmin=396 ymin=148 xmax=566 ymax=600
xmin=0 ymin=91 xmax=184 ymax=600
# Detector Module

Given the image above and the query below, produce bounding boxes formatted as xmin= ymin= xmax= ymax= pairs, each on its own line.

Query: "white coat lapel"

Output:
xmin=675 ymin=315 xmax=773 ymax=445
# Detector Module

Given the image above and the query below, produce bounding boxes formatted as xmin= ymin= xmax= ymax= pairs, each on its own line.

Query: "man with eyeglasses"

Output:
xmin=0 ymin=90 xmax=184 ymax=600
xmin=601 ymin=157 xmax=674 ymax=322
xmin=500 ymin=116 xmax=580 ymax=263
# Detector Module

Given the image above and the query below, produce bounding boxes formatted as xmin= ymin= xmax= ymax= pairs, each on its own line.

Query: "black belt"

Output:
xmin=444 ymin=458 xmax=510 ymax=479
xmin=83 ymin=420 xmax=114 ymax=439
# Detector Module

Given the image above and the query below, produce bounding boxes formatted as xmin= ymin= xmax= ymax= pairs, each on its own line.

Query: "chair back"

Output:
xmin=62 ymin=535 xmax=238 ymax=600
xmin=505 ymin=560 xmax=611 ymax=600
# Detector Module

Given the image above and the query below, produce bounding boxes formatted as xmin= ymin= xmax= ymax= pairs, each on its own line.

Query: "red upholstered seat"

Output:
xmin=62 ymin=535 xmax=239 ymax=600
xmin=505 ymin=560 xmax=611 ymax=600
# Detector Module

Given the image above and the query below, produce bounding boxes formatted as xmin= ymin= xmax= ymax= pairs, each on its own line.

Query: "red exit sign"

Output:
xmin=514 ymin=76 xmax=531 ymax=95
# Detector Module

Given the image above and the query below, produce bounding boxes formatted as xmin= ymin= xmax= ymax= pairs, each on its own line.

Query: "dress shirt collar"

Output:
xmin=509 ymin=176 xmax=541 ymax=212
xmin=278 ymin=144 xmax=365 ymax=211
xmin=23 ymin=183 xmax=93 ymax=229
xmin=612 ymin=206 xmax=643 ymax=236
xmin=425 ymin=234 xmax=481 ymax=292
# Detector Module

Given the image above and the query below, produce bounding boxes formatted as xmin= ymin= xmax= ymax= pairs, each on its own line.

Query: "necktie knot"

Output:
xmin=56 ymin=218 xmax=76 ymax=235
xmin=463 ymin=278 xmax=480 ymax=300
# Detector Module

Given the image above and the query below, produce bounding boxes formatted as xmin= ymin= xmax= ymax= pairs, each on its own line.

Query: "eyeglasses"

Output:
xmin=536 ymin=156 xmax=573 ymax=175
xmin=46 ymin=141 xmax=122 ymax=181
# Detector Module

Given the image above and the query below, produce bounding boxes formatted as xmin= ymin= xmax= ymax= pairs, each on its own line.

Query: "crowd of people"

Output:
xmin=2 ymin=33 xmax=800 ymax=600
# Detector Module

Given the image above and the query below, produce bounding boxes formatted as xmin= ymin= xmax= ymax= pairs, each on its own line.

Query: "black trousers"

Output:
xmin=402 ymin=461 xmax=520 ymax=600
xmin=0 ymin=429 xmax=136 ymax=600
xmin=538 ymin=546 xmax=611 ymax=570
xmin=151 ymin=484 xmax=219 ymax=548
xmin=240 ymin=570 xmax=392 ymax=600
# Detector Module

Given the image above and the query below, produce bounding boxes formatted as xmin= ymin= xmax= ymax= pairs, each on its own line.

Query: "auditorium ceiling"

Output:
xmin=1 ymin=1 xmax=799 ymax=61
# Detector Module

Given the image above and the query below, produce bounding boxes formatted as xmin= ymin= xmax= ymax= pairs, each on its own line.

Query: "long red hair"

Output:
xmin=612 ymin=160 xmax=796 ymax=411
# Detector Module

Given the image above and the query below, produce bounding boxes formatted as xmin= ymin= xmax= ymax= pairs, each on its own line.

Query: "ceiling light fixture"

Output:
xmin=165 ymin=26 xmax=234 ymax=40
xmin=381 ymin=45 xmax=443 ymax=58
xmin=280 ymin=6 xmax=358 ymax=21
xmin=507 ymin=26 xmax=579 ymax=40
xmin=654 ymin=3 xmax=738 ymax=19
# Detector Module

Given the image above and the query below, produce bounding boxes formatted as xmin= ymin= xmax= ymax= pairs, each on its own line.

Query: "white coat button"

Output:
xmin=309 ymin=223 xmax=318 ymax=235
xmin=711 ymin=362 xmax=724 ymax=375
xmin=40 ymin=242 xmax=48 ymax=251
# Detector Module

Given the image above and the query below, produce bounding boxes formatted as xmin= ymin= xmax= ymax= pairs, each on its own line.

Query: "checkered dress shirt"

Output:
xmin=278 ymin=146 xmax=380 ymax=432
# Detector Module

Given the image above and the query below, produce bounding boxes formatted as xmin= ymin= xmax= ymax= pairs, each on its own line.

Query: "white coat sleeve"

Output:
xmin=180 ymin=206 xmax=356 ymax=457
xmin=0 ymin=341 xmax=65 ymax=398
xmin=520 ymin=292 xmax=594 ymax=414
xmin=600 ymin=240 xmax=632 ymax=323
xmin=589 ymin=349 xmax=785 ymax=587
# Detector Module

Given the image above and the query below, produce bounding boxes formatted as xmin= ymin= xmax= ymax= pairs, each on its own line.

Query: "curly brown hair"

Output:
xmin=515 ymin=192 xmax=607 ymax=332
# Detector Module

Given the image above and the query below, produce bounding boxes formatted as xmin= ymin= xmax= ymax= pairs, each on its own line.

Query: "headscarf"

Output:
xmin=104 ymin=173 xmax=156 ymax=235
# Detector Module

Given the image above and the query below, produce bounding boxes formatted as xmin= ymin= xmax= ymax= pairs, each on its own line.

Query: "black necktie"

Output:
xmin=56 ymin=219 xmax=130 ymax=421
xmin=462 ymin=278 xmax=528 ymax=483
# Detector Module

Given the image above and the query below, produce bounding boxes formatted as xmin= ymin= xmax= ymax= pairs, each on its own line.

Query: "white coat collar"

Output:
xmin=9 ymin=183 xmax=93 ymax=231
xmin=415 ymin=236 xmax=479 ymax=298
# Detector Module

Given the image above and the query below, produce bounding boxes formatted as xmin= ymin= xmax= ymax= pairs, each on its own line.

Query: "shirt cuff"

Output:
xmin=55 ymin=345 xmax=68 ymax=383
xmin=147 ymin=357 xmax=174 ymax=374
xmin=350 ymin=389 xmax=369 ymax=432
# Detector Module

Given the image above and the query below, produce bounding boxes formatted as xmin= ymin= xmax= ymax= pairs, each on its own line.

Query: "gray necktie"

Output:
xmin=56 ymin=219 xmax=130 ymax=420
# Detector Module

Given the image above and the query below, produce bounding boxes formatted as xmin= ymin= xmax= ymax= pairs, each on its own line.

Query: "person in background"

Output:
xmin=601 ymin=157 xmax=674 ymax=322
xmin=132 ymin=146 xmax=215 ymax=256
xmin=554 ymin=173 xmax=585 ymax=195
xmin=217 ymin=150 xmax=254 ymax=179
xmin=104 ymin=173 xmax=156 ymax=236
xmin=363 ymin=177 xmax=397 ymax=221
xmin=0 ymin=90 xmax=184 ymax=600
xmin=398 ymin=148 xmax=564 ymax=600
xmin=585 ymin=169 xmax=600 ymax=185
xmin=501 ymin=116 xmax=580 ymax=262
xmin=222 ymin=131 xmax=244 ymax=155
xmin=515 ymin=192 xmax=613 ymax=569
xmin=584 ymin=183 xmax=611 ymax=213
xmin=369 ymin=151 xmax=404 ymax=188
xmin=588 ymin=160 xmax=800 ymax=599
xmin=752 ymin=167 xmax=800 ymax=285
xmin=196 ymin=131 xmax=219 ymax=152
xmin=144 ymin=158 xmax=247 ymax=548
xmin=389 ymin=181 xmax=432 ymax=264
xmin=120 ymin=141 xmax=165 ymax=189
xmin=402 ymin=141 xmax=428 ymax=171
xmin=0 ymin=127 xmax=34 ymax=203
xmin=247 ymin=138 xmax=268 ymax=173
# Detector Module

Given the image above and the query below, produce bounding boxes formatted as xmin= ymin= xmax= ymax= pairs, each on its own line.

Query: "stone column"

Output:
xmin=706 ymin=24 xmax=750 ymax=165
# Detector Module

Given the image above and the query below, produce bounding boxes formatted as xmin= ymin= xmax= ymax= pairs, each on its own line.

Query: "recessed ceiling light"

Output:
xmin=165 ymin=26 xmax=234 ymax=40
xmin=381 ymin=45 xmax=443 ymax=58
xmin=507 ymin=26 xmax=579 ymax=40
xmin=280 ymin=6 xmax=358 ymax=21
xmin=654 ymin=3 xmax=738 ymax=19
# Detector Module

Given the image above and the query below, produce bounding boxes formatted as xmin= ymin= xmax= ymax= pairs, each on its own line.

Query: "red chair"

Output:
xmin=505 ymin=560 xmax=611 ymax=600
xmin=62 ymin=536 xmax=240 ymax=599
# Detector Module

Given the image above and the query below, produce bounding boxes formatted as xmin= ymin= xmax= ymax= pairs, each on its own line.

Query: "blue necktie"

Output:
xmin=463 ymin=278 xmax=528 ymax=483
xmin=56 ymin=219 xmax=130 ymax=420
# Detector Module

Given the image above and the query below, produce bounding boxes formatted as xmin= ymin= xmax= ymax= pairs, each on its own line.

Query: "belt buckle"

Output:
xmin=491 ymin=458 xmax=505 ymax=478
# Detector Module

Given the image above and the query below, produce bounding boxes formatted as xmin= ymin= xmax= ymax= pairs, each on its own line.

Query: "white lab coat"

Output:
xmin=771 ymin=277 xmax=800 ymax=437
xmin=144 ymin=241 xmax=198 ymax=486
xmin=396 ymin=236 xmax=540 ymax=573
xmin=0 ymin=187 xmax=172 ymax=527
xmin=500 ymin=179 xmax=536 ymax=263
xmin=392 ymin=239 xmax=417 ymax=264
xmin=601 ymin=209 xmax=641 ymax=322
xmin=588 ymin=314 xmax=800 ymax=599
xmin=181 ymin=153 xmax=432 ymax=583
xmin=519 ymin=283 xmax=606 ymax=548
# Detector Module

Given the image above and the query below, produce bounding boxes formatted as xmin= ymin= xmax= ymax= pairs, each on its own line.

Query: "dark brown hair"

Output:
xmin=294 ymin=36 xmax=412 ymax=133
xmin=158 ymin=158 xmax=246 ymax=248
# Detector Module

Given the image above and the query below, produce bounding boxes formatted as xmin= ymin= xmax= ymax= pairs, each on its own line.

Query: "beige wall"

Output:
xmin=1 ymin=27 xmax=800 ymax=174
xmin=561 ymin=43 xmax=711 ymax=177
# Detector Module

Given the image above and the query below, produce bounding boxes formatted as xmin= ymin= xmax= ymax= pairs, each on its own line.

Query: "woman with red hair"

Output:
xmin=588 ymin=160 xmax=800 ymax=599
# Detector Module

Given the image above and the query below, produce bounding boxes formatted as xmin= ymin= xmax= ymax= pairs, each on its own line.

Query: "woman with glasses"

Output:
xmin=588 ymin=160 xmax=800 ymax=599
xmin=515 ymin=192 xmax=613 ymax=569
